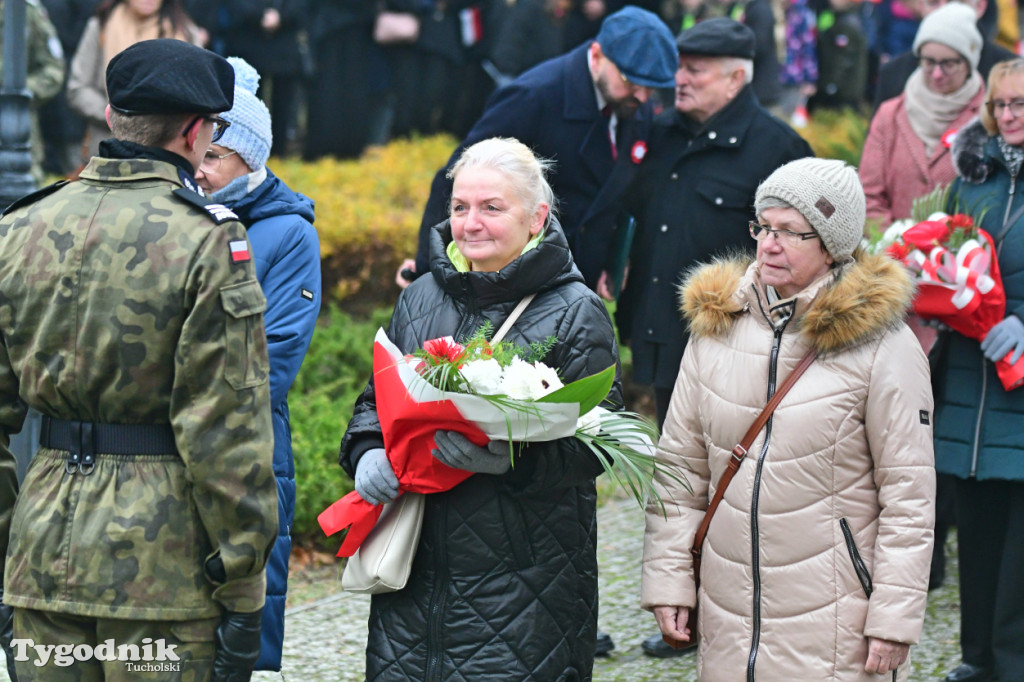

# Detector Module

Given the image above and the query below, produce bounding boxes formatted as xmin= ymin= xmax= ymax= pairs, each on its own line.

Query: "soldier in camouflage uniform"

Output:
xmin=0 ymin=39 xmax=277 ymax=681
xmin=0 ymin=0 xmax=66 ymax=181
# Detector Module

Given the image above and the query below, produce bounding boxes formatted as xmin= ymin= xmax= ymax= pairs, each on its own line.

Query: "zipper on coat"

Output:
xmin=839 ymin=518 xmax=873 ymax=598
xmin=425 ymin=502 xmax=449 ymax=682
xmin=970 ymin=355 xmax=987 ymax=478
xmin=972 ymin=166 xmax=1019 ymax=477
xmin=747 ymin=324 xmax=785 ymax=682
xmin=998 ymin=165 xmax=1018 ymax=241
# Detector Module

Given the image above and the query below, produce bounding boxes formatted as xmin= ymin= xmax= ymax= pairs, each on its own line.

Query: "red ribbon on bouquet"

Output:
xmin=318 ymin=338 xmax=487 ymax=557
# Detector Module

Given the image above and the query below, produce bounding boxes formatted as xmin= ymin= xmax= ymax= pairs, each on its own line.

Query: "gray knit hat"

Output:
xmin=754 ymin=158 xmax=865 ymax=260
xmin=218 ymin=57 xmax=272 ymax=171
xmin=912 ymin=2 xmax=982 ymax=70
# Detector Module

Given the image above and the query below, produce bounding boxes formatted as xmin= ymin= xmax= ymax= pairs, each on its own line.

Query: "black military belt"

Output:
xmin=40 ymin=416 xmax=178 ymax=475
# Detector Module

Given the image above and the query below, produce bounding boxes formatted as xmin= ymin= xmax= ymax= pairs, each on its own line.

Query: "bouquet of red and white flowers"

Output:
xmin=319 ymin=325 xmax=678 ymax=557
xmin=868 ymin=188 xmax=1024 ymax=391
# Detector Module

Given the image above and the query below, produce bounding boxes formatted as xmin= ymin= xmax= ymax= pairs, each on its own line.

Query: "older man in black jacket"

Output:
xmin=614 ymin=22 xmax=812 ymax=578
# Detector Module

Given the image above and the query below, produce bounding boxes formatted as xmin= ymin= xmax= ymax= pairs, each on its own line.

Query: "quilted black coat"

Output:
xmin=340 ymin=217 xmax=623 ymax=681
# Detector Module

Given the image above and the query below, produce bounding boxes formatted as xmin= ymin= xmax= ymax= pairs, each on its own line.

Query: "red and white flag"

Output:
xmin=229 ymin=240 xmax=250 ymax=263
xmin=460 ymin=7 xmax=483 ymax=47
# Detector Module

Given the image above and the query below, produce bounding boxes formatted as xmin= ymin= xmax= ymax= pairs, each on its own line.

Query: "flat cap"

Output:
xmin=596 ymin=6 xmax=678 ymax=89
xmin=676 ymin=17 xmax=756 ymax=60
xmin=107 ymin=39 xmax=234 ymax=115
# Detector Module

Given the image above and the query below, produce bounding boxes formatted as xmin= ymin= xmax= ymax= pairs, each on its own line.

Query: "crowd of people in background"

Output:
xmin=5 ymin=1 xmax=1024 ymax=681
xmin=19 ymin=0 xmax=1024 ymax=181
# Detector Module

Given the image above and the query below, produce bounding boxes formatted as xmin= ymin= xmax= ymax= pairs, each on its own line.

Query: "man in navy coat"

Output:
xmin=397 ymin=5 xmax=678 ymax=291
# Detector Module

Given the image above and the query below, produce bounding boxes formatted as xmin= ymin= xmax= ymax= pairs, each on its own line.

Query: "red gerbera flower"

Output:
xmin=422 ymin=336 xmax=465 ymax=364
xmin=886 ymin=241 xmax=911 ymax=260
xmin=948 ymin=214 xmax=974 ymax=230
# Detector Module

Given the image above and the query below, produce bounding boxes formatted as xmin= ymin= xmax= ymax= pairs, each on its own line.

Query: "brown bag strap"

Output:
xmin=690 ymin=349 xmax=817 ymax=580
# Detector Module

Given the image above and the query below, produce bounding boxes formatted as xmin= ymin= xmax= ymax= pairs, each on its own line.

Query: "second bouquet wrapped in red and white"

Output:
xmin=319 ymin=326 xmax=672 ymax=557
xmin=871 ymin=209 xmax=1024 ymax=390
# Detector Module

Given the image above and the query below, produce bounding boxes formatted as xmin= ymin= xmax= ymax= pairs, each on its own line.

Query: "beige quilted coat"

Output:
xmin=641 ymin=252 xmax=936 ymax=681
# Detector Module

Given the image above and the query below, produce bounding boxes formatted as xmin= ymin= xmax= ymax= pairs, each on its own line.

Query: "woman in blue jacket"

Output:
xmin=196 ymin=56 xmax=322 ymax=672
xmin=940 ymin=58 xmax=1024 ymax=682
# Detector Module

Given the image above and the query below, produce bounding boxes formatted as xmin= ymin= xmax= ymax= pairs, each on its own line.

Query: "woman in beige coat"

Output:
xmin=642 ymin=158 xmax=936 ymax=681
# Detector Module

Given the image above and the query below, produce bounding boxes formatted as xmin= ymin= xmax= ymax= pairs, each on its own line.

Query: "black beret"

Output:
xmin=106 ymin=39 xmax=234 ymax=116
xmin=676 ymin=18 xmax=756 ymax=60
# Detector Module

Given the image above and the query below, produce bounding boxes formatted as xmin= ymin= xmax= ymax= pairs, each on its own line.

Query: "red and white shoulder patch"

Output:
xmin=229 ymin=240 xmax=251 ymax=263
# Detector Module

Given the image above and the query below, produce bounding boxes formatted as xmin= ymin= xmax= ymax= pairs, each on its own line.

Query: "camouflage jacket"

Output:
xmin=0 ymin=156 xmax=277 ymax=620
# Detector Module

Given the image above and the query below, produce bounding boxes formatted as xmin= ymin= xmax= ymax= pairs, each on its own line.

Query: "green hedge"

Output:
xmin=289 ymin=305 xmax=393 ymax=547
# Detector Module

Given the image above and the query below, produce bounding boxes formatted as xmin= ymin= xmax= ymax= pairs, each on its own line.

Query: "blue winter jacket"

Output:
xmin=935 ymin=120 xmax=1024 ymax=482
xmin=222 ymin=169 xmax=321 ymax=670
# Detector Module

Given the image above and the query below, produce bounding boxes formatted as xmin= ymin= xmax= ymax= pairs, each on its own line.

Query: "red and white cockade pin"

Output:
xmin=631 ymin=140 xmax=647 ymax=164
xmin=229 ymin=240 xmax=251 ymax=263
xmin=941 ymin=128 xmax=959 ymax=149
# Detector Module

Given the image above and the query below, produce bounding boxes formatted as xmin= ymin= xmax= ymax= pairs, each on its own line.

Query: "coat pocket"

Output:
xmin=219 ymin=280 xmax=268 ymax=390
xmin=694 ymin=176 xmax=752 ymax=211
xmin=839 ymin=517 xmax=873 ymax=598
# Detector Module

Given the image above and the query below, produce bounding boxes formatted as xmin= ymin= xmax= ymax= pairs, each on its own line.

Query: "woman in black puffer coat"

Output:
xmin=339 ymin=137 xmax=623 ymax=681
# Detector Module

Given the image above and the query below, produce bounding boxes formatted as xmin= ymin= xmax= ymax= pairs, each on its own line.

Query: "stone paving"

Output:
xmin=0 ymin=495 xmax=963 ymax=681
xmin=246 ymin=495 xmax=963 ymax=681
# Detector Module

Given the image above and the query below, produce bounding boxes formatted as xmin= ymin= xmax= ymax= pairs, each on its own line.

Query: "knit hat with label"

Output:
xmin=912 ymin=2 xmax=982 ymax=70
xmin=754 ymin=158 xmax=865 ymax=260
xmin=218 ymin=57 xmax=272 ymax=171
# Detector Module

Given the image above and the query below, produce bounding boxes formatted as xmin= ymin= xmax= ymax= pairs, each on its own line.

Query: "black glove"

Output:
xmin=211 ymin=609 xmax=262 ymax=682
xmin=1 ymin=589 xmax=17 ymax=681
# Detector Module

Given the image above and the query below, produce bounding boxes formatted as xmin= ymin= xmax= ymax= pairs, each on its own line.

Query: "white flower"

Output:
xmin=532 ymin=362 xmax=564 ymax=396
xmin=576 ymin=407 xmax=607 ymax=435
xmin=460 ymin=358 xmax=503 ymax=394
xmin=497 ymin=356 xmax=550 ymax=400
xmin=926 ymin=211 xmax=950 ymax=222
xmin=883 ymin=219 xmax=913 ymax=242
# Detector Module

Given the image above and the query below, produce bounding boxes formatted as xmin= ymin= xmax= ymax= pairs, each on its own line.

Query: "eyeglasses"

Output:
xmin=749 ymin=221 xmax=821 ymax=246
xmin=919 ymin=56 xmax=966 ymax=75
xmin=182 ymin=115 xmax=231 ymax=143
xmin=987 ymin=98 xmax=1024 ymax=119
xmin=200 ymin=148 xmax=238 ymax=172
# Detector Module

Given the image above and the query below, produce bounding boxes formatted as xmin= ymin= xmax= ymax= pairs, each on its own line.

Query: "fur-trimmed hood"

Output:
xmin=951 ymin=116 xmax=995 ymax=184
xmin=679 ymin=250 xmax=915 ymax=354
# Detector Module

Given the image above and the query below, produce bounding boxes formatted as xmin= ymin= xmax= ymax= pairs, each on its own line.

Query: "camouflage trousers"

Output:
xmin=10 ymin=609 xmax=217 ymax=681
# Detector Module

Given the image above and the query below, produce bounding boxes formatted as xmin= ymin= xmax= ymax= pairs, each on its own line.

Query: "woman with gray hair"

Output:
xmin=338 ymin=137 xmax=624 ymax=679
xmin=642 ymin=158 xmax=936 ymax=680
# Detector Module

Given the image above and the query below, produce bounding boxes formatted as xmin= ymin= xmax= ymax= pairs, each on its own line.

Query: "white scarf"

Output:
xmin=904 ymin=68 xmax=983 ymax=156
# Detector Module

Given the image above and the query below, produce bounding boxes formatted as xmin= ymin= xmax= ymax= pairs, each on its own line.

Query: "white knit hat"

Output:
xmin=912 ymin=2 xmax=982 ymax=70
xmin=218 ymin=57 xmax=272 ymax=171
xmin=754 ymin=158 xmax=865 ymax=260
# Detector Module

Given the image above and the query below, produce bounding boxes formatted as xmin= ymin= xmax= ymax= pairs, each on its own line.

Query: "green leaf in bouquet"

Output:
xmin=574 ymin=410 xmax=692 ymax=517
xmin=537 ymin=364 xmax=615 ymax=414
xmin=910 ymin=183 xmax=951 ymax=222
